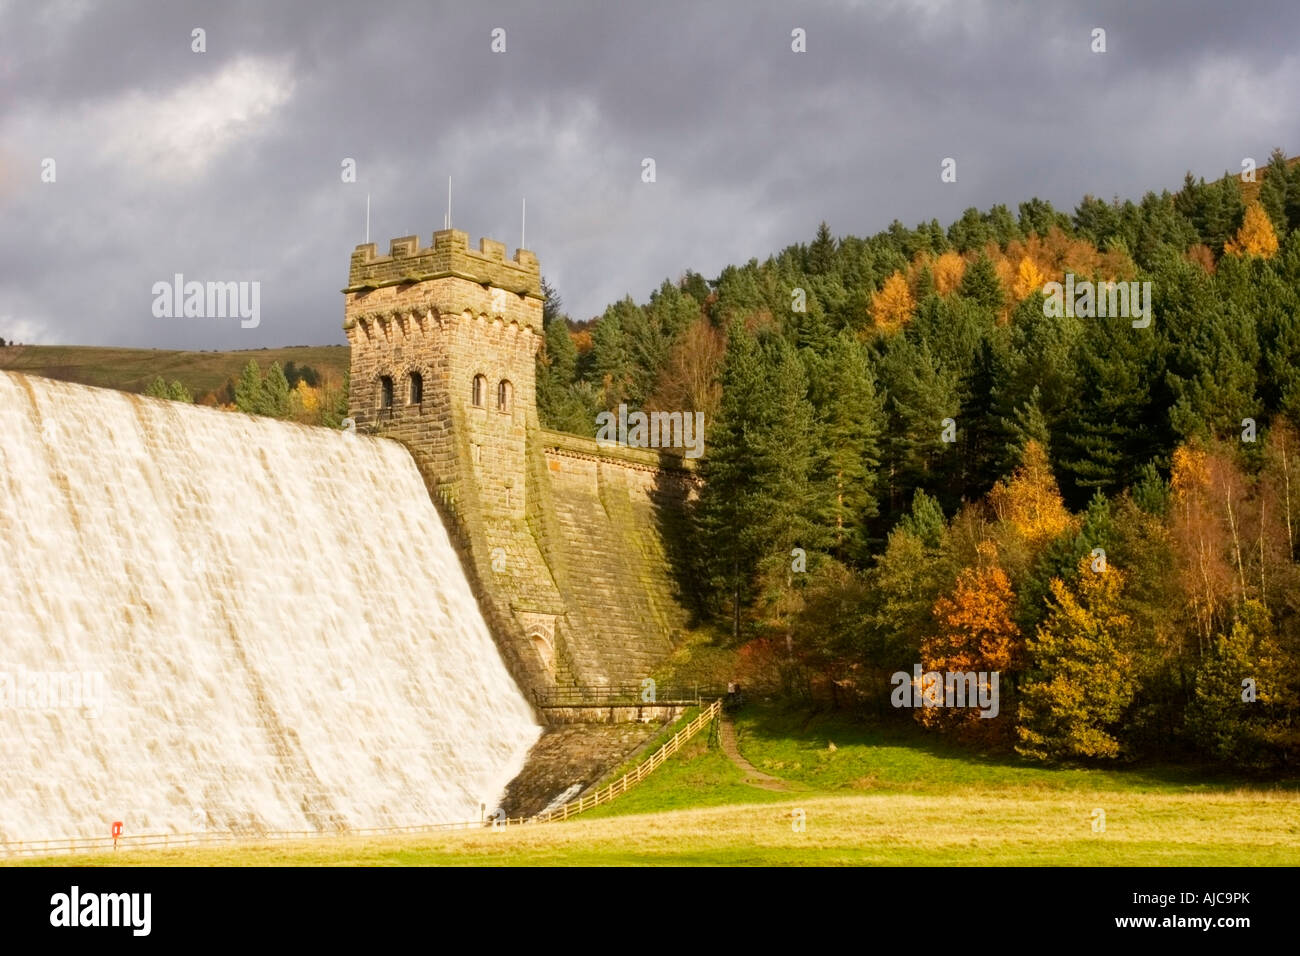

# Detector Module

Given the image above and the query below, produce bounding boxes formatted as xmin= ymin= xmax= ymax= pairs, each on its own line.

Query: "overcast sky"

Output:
xmin=1 ymin=0 xmax=1297 ymax=349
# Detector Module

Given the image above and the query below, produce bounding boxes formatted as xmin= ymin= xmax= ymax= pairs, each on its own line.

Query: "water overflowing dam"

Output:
xmin=0 ymin=371 xmax=541 ymax=844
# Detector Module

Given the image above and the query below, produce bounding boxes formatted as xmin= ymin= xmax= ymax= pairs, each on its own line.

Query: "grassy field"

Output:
xmin=13 ymin=704 xmax=1300 ymax=866
xmin=12 ymin=789 xmax=1298 ymax=867
xmin=0 ymin=344 xmax=348 ymax=397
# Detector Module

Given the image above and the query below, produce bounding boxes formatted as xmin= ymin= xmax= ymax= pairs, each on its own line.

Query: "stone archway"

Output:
xmin=517 ymin=611 xmax=558 ymax=679
xmin=529 ymin=632 xmax=554 ymax=675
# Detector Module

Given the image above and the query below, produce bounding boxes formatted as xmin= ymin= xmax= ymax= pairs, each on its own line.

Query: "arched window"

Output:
xmin=472 ymin=374 xmax=487 ymax=407
xmin=408 ymin=371 xmax=423 ymax=405
xmin=497 ymin=379 xmax=512 ymax=413
xmin=379 ymin=375 xmax=393 ymax=410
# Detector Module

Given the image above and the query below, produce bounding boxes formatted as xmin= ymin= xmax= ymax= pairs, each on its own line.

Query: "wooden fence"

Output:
xmin=533 ymin=699 xmax=722 ymax=822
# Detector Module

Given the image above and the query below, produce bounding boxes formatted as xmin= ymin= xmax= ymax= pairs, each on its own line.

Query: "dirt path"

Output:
xmin=719 ymin=716 xmax=793 ymax=791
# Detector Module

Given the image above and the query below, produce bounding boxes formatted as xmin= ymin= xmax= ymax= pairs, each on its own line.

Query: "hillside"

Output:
xmin=0 ymin=344 xmax=348 ymax=400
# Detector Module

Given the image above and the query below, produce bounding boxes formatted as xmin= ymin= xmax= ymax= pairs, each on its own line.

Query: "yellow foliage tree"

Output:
xmin=1011 ymin=256 xmax=1048 ymax=301
xmin=932 ymin=251 xmax=966 ymax=294
xmin=296 ymin=379 xmax=320 ymax=413
xmin=988 ymin=440 xmax=1076 ymax=552
xmin=1225 ymin=200 xmax=1279 ymax=258
xmin=870 ymin=271 xmax=915 ymax=333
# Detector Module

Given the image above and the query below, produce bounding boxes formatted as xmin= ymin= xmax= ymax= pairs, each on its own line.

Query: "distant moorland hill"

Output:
xmin=0 ymin=344 xmax=348 ymax=404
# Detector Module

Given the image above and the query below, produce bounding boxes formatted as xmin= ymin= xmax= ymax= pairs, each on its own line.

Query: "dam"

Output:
xmin=0 ymin=371 xmax=541 ymax=844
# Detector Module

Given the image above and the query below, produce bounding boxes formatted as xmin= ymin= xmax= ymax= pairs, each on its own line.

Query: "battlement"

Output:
xmin=346 ymin=229 xmax=541 ymax=298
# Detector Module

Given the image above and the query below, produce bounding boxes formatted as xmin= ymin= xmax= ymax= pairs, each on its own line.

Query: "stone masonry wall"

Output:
xmin=343 ymin=230 xmax=695 ymax=704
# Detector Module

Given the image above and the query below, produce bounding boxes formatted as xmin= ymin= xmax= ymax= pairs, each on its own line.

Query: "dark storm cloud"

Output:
xmin=1 ymin=0 xmax=1297 ymax=347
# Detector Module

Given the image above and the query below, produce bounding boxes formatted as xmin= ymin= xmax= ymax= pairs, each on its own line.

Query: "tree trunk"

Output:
xmin=1225 ymin=484 xmax=1247 ymax=602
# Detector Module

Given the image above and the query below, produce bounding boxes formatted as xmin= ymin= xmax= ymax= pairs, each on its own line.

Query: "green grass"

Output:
xmin=13 ymin=789 xmax=1299 ymax=866
xmin=581 ymin=731 xmax=792 ymax=819
xmin=0 ymin=344 xmax=348 ymax=397
xmin=575 ymin=703 xmax=1298 ymax=830
xmin=588 ymin=706 xmax=702 ymax=788
xmin=728 ymin=705 xmax=1291 ymax=796
xmin=9 ymin=694 xmax=1299 ymax=867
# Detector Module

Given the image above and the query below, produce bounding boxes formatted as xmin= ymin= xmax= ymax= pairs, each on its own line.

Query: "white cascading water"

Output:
xmin=0 ymin=371 xmax=541 ymax=845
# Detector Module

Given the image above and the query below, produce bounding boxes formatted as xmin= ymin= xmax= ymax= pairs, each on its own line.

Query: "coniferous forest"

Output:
xmin=538 ymin=150 xmax=1300 ymax=770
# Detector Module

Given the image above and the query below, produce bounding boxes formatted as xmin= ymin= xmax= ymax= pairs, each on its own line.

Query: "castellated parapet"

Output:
xmin=344 ymin=230 xmax=692 ymax=707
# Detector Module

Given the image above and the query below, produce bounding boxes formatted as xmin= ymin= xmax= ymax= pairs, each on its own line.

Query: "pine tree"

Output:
xmin=235 ymin=360 xmax=263 ymax=414
xmin=1016 ymin=558 xmax=1136 ymax=762
xmin=894 ymin=488 xmax=943 ymax=544
xmin=591 ymin=300 xmax=637 ymax=408
xmin=808 ymin=221 xmax=836 ymax=276
xmin=694 ymin=325 xmax=821 ymax=637
xmin=1074 ymin=194 xmax=1120 ymax=246
xmin=956 ymin=254 xmax=1004 ymax=315
xmin=260 ymin=362 xmax=291 ymax=419
xmin=1287 ymin=155 xmax=1300 ymax=234
xmin=1163 ymin=256 xmax=1259 ymax=441
xmin=1258 ymin=148 xmax=1290 ymax=237
xmin=913 ymin=265 xmax=936 ymax=301
xmin=808 ymin=334 xmax=884 ymax=563
xmin=1002 ymin=385 xmax=1052 ymax=465
xmin=620 ymin=300 xmax=670 ymax=405
xmin=997 ymin=295 xmax=1082 ymax=468
xmin=1134 ymin=190 xmax=1197 ymax=270
xmin=1185 ymin=600 xmax=1290 ymax=768
xmin=1018 ymin=198 xmax=1068 ymax=238
xmin=1058 ymin=306 xmax=1168 ymax=505
xmin=858 ymin=505 xmax=950 ymax=675
xmin=954 ymin=330 xmax=1012 ymax=501
xmin=874 ymin=336 xmax=962 ymax=515
xmin=948 ymin=207 xmax=995 ymax=252
xmin=1254 ymin=254 xmax=1300 ymax=419
xmin=646 ymin=278 xmax=700 ymax=340
xmin=541 ymin=275 xmax=563 ymax=327
xmin=1198 ymin=175 xmax=1245 ymax=255
xmin=986 ymin=204 xmax=1022 ymax=245
xmin=538 ymin=313 xmax=579 ymax=427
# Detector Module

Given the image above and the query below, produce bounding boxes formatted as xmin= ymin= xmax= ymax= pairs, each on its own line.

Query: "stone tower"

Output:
xmin=343 ymin=229 xmax=695 ymax=705
xmin=343 ymin=229 xmax=565 ymax=694
xmin=343 ymin=229 xmax=541 ymax=519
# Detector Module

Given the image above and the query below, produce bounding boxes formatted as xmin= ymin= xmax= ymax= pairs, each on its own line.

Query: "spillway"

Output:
xmin=0 ymin=371 xmax=541 ymax=844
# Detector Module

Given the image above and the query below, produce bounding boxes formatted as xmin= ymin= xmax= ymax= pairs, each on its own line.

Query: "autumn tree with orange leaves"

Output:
xmin=870 ymin=271 xmax=915 ymax=334
xmin=1224 ymin=200 xmax=1279 ymax=258
xmin=919 ymin=543 xmax=1021 ymax=741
